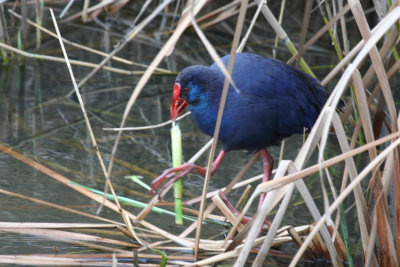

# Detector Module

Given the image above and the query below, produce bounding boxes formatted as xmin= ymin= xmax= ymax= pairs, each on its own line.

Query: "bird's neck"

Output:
xmin=189 ymin=71 xmax=224 ymax=137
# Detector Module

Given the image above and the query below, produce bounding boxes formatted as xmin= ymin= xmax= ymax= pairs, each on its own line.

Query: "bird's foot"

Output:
xmin=151 ymin=162 xmax=206 ymax=197
xmin=218 ymin=191 xmax=270 ymax=225
xmin=218 ymin=191 xmax=252 ymax=224
xmin=218 ymin=191 xmax=271 ymax=239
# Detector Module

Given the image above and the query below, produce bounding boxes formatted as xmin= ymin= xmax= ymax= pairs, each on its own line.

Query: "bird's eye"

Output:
xmin=183 ymin=88 xmax=189 ymax=93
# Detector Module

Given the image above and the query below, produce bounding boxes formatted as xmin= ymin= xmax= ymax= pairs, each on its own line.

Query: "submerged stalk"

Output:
xmin=171 ymin=122 xmax=183 ymax=224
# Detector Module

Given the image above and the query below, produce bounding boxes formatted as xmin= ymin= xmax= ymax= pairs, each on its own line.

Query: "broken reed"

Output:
xmin=171 ymin=122 xmax=183 ymax=224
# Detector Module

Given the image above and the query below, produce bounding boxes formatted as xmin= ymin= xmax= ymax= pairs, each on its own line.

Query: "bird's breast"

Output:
xmin=189 ymin=95 xmax=283 ymax=152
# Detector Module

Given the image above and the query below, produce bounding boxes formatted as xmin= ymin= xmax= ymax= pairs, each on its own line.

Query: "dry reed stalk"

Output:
xmin=0 ymin=5 xmax=9 ymax=63
xmin=287 ymin=3 xmax=351 ymax=65
xmin=103 ymin=111 xmax=191 ymax=131
xmin=34 ymin=0 xmax=41 ymax=49
xmin=0 ymin=188 xmax=124 ymax=226
xmin=212 ymin=194 xmax=245 ymax=232
xmin=8 ymin=9 xmax=172 ymax=73
xmin=136 ymin=139 xmax=213 ymax=221
xmin=50 ymin=10 xmax=127 ymax=226
xmin=291 ymin=228 xmax=316 ymax=260
xmin=178 ymin=153 xmax=259 ymax=239
xmin=349 ymin=1 xmax=397 ymax=127
xmin=394 ymin=148 xmax=400 ymax=261
xmin=332 ymin=115 xmax=372 ymax=258
xmin=61 ymin=0 xmax=114 ymax=22
xmin=235 ymin=185 xmax=253 ymax=210
xmin=0 ymin=255 xmax=97 ymax=265
xmin=272 ymin=0 xmax=286 ymax=59
xmin=193 ymin=0 xmax=249 ymax=257
xmin=16 ymin=231 xmax=133 ymax=254
xmin=338 ymin=0 xmax=350 ymax=54
xmin=318 ymin=0 xmax=396 ymax=218
xmin=82 ymin=0 xmax=89 ymax=22
xmin=231 ymin=158 xmax=341 ymax=265
xmin=257 ymin=1 xmax=315 ymax=77
xmin=106 ymin=2 xmax=208 ymax=235
xmin=0 ymin=142 xmax=194 ymax=248
xmin=75 ymin=0 xmax=173 ymax=91
xmin=191 ymin=19 xmax=239 ymax=91
xmin=281 ymin=5 xmax=348 ymax=258
xmin=237 ymin=0 xmax=264 ymax=53
xmin=1 ymin=227 xmax=136 ymax=248
xmin=0 ymin=222 xmax=117 ymax=229
xmin=362 ymin=26 xmax=398 ymax=88
xmin=199 ymin=2 xmax=257 ymax=30
xmin=282 ymin=4 xmax=400 ymax=264
xmin=190 ymin=232 xmax=270 ymax=265
xmin=290 ymin=136 xmax=400 ymax=266
xmin=188 ymin=132 xmax=398 ymax=227
xmin=294 ymin=179 xmax=340 ymax=264
xmin=0 ymin=41 xmax=140 ymax=75
xmin=40 ymin=135 xmax=157 ymax=181
xmin=18 ymin=252 xmax=192 ymax=260
xmin=185 ymin=171 xmax=264 ymax=205
xmin=225 ymin=130 xmax=399 ymax=265
xmin=343 ymin=3 xmax=398 ymax=266
xmin=4 ymin=1 xmax=400 ymax=265
xmin=195 ymin=0 xmax=241 ymax=25
xmin=225 ymin=160 xmax=291 ymax=244
xmin=320 ymin=1 xmax=399 ymax=87
xmin=250 ymin=174 xmax=295 ymax=266
xmin=0 ymin=253 xmax=193 ymax=265
xmin=91 ymin=0 xmax=253 ymax=252
xmin=295 ymin=0 xmax=313 ymax=68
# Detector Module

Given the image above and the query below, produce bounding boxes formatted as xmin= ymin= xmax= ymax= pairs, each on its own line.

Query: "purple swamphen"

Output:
xmin=151 ymin=52 xmax=328 ymax=208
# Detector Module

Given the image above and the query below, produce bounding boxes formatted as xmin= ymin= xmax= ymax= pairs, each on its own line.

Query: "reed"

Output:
xmin=0 ymin=1 xmax=399 ymax=266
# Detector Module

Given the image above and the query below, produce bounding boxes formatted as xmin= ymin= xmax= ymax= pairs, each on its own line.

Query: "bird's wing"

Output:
xmin=212 ymin=53 xmax=328 ymax=135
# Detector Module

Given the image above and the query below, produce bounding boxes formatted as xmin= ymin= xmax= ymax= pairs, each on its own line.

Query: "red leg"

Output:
xmin=151 ymin=150 xmax=226 ymax=196
xmin=258 ymin=149 xmax=274 ymax=210
xmin=219 ymin=191 xmax=252 ymax=223
xmin=218 ymin=191 xmax=272 ymax=225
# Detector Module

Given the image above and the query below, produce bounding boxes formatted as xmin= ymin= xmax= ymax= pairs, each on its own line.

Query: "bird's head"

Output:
xmin=170 ymin=65 xmax=216 ymax=121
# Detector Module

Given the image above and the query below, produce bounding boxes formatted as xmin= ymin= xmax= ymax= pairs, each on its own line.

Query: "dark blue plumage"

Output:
xmin=175 ymin=52 xmax=327 ymax=152
xmin=152 ymin=52 xmax=328 ymax=206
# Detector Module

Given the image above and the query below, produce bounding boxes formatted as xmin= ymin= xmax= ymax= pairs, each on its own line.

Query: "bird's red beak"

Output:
xmin=170 ymin=83 xmax=188 ymax=121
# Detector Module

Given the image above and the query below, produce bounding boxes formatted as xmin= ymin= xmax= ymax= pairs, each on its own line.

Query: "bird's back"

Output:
xmin=207 ymin=53 xmax=328 ymax=152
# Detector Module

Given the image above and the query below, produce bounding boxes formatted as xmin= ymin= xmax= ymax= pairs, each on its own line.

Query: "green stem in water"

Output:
xmin=171 ymin=122 xmax=183 ymax=225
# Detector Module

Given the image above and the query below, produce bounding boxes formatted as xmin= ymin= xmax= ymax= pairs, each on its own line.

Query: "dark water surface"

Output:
xmin=2 ymin=1 xmax=391 ymax=265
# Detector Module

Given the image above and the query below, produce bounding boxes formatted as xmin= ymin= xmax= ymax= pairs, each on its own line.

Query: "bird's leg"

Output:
xmin=218 ymin=191 xmax=252 ymax=223
xmin=258 ymin=149 xmax=274 ymax=210
xmin=218 ymin=191 xmax=273 ymax=225
xmin=151 ymin=150 xmax=226 ymax=196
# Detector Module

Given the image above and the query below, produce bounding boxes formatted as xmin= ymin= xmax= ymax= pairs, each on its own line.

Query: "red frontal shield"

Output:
xmin=170 ymin=83 xmax=188 ymax=121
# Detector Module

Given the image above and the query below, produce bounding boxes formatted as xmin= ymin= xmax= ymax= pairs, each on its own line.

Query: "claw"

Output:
xmin=151 ymin=151 xmax=226 ymax=199
xmin=150 ymin=168 xmax=176 ymax=195
xmin=151 ymin=162 xmax=199 ymax=198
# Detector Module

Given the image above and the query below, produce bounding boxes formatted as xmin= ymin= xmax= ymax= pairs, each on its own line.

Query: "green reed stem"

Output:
xmin=171 ymin=122 xmax=183 ymax=225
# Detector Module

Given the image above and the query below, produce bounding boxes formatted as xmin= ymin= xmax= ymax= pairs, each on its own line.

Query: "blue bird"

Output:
xmin=152 ymin=52 xmax=328 ymax=207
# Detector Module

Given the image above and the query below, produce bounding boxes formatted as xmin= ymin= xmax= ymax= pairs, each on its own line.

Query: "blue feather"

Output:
xmin=175 ymin=52 xmax=327 ymax=152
